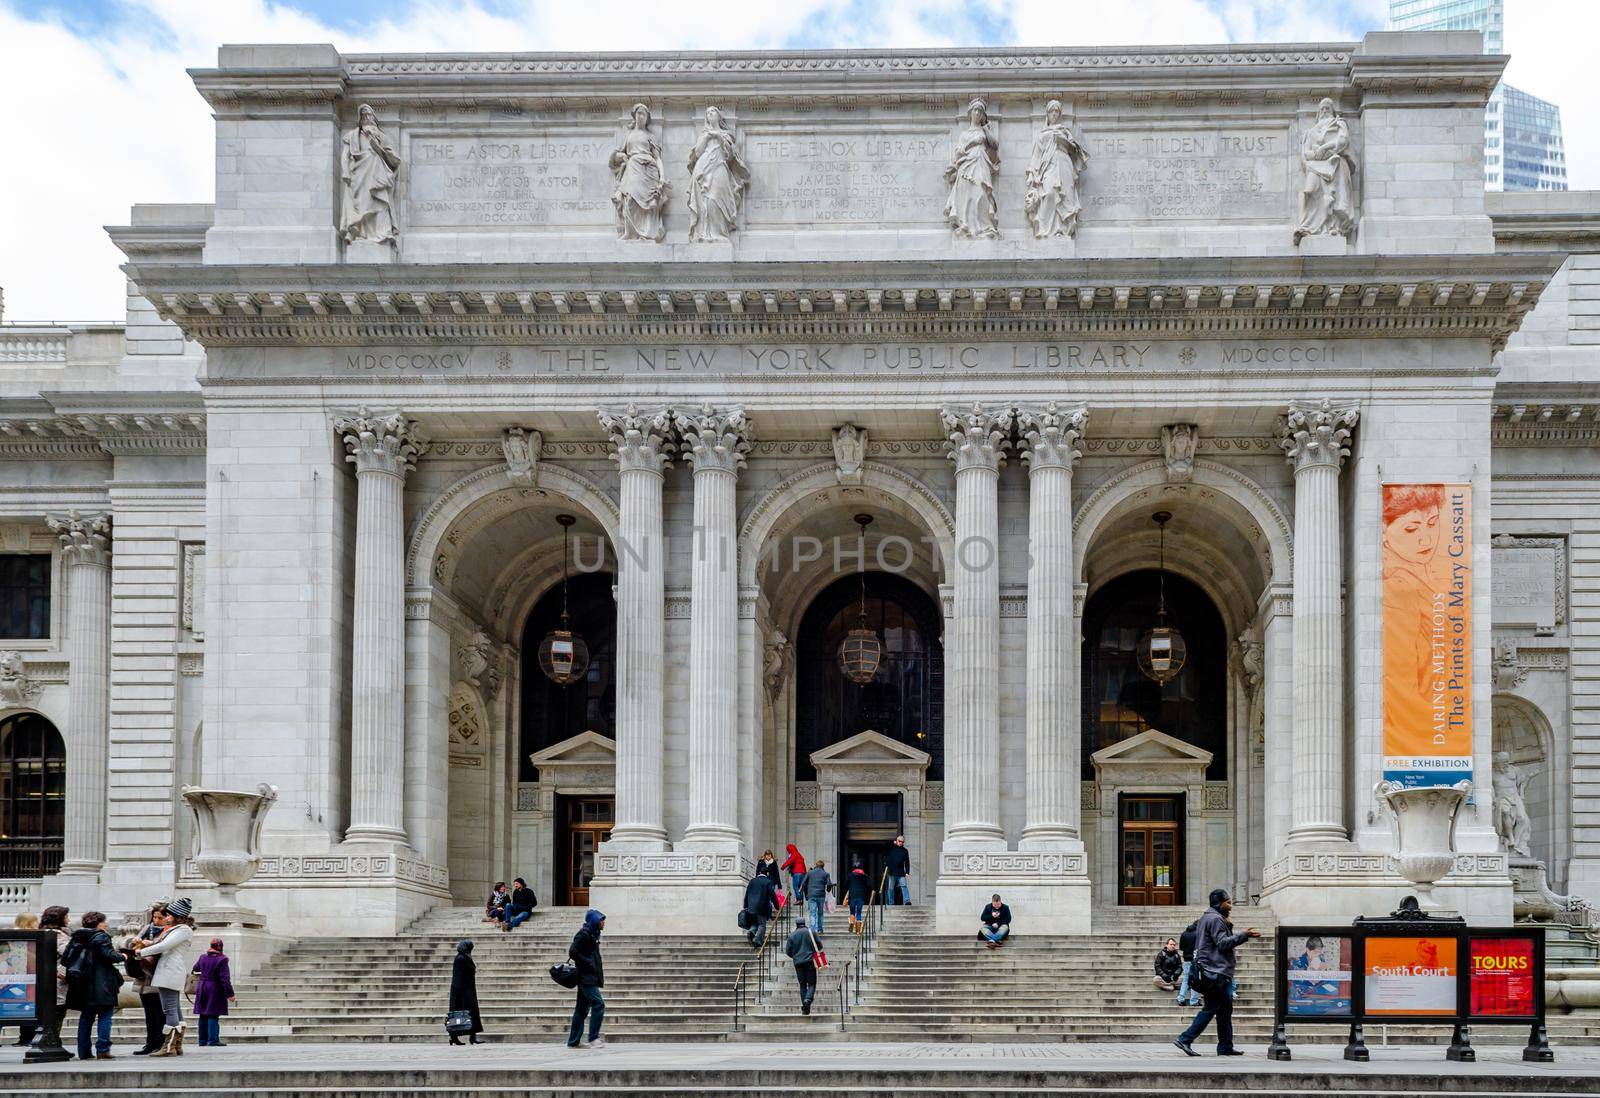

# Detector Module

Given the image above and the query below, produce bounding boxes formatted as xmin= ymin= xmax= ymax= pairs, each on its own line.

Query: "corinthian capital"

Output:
xmin=1278 ymin=399 xmax=1358 ymax=473
xmin=599 ymin=405 xmax=673 ymax=474
xmin=674 ymin=404 xmax=752 ymax=475
xmin=334 ymin=407 xmax=425 ymax=477
xmin=1016 ymin=402 xmax=1087 ymax=473
xmin=48 ymin=511 xmax=111 ymax=567
xmin=942 ymin=403 xmax=1013 ymax=473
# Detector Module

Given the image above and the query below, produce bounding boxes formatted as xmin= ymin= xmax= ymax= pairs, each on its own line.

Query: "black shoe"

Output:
xmin=1173 ymin=1039 xmax=1199 ymax=1057
xmin=1218 ymin=1048 xmax=1244 ymax=1056
xmin=469 ymin=1036 xmax=483 ymax=1045
xmin=449 ymin=1035 xmax=463 ymax=1046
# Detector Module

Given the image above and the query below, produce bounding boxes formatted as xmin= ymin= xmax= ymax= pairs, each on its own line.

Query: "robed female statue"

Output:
xmin=1024 ymin=100 xmax=1089 ymax=239
xmin=610 ymin=104 xmax=668 ymax=242
xmin=686 ymin=107 xmax=750 ymax=242
xmin=944 ymin=98 xmax=1000 ymax=239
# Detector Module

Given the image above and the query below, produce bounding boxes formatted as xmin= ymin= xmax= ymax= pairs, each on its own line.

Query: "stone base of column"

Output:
xmin=1261 ymin=850 xmax=1512 ymax=923
xmin=38 ymin=871 xmax=105 ymax=917
xmin=599 ymin=830 xmax=670 ymax=854
xmin=934 ymin=849 xmax=1092 ymax=936
xmin=342 ymin=825 xmax=410 ymax=846
xmin=589 ymin=849 xmax=750 ymax=935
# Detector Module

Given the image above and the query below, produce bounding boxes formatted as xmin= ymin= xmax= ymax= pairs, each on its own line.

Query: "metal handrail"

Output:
xmin=731 ymin=897 xmax=781 ymax=1032
xmin=837 ymin=959 xmax=852 ymax=1030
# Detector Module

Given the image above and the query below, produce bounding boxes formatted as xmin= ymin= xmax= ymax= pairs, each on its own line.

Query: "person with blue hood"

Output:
xmin=566 ymin=909 xmax=606 ymax=1048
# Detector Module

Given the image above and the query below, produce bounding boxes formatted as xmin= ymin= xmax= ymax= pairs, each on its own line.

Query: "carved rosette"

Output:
xmin=941 ymin=403 xmax=1013 ymax=473
xmin=673 ymin=404 xmax=752 ymax=475
xmin=1278 ymin=398 xmax=1358 ymax=473
xmin=598 ymin=405 xmax=674 ymax=474
xmin=49 ymin=511 xmax=111 ymax=568
xmin=1015 ymin=402 xmax=1086 ymax=472
xmin=334 ymin=407 xmax=425 ymax=478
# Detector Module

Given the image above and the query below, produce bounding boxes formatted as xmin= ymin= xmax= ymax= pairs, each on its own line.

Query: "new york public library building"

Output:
xmin=5 ymin=28 xmax=1599 ymax=945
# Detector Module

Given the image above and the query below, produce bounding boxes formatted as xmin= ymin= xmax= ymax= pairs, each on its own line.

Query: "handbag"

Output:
xmin=549 ymin=962 xmax=578 ymax=989
xmin=445 ymin=1009 xmax=475 ymax=1036
xmin=736 ymin=909 xmax=750 ymax=930
xmin=184 ymin=969 xmax=200 ymax=998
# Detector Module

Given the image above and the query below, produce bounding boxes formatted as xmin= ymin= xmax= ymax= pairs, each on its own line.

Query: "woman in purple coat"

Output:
xmin=191 ymin=939 xmax=235 ymax=1047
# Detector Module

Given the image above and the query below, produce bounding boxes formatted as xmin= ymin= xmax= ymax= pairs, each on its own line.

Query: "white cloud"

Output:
xmin=0 ymin=0 xmax=1588 ymax=323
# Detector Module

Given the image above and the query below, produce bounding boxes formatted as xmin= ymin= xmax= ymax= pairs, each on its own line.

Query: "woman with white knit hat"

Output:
xmin=135 ymin=897 xmax=195 ymax=1056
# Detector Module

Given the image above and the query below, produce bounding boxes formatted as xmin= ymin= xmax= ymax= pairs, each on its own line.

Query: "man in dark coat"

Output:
xmin=1176 ymin=920 xmax=1201 ymax=1006
xmin=503 ymin=877 xmax=537 ymax=932
xmin=1174 ymin=888 xmax=1259 ymax=1057
xmin=885 ymin=834 xmax=912 ymax=905
xmin=448 ymin=939 xmax=483 ymax=1045
xmin=566 ymin=909 xmax=606 ymax=1048
xmin=782 ymin=916 xmax=820 ymax=1015
xmin=62 ymin=911 xmax=122 ymax=1060
xmin=978 ymin=894 xmax=1011 ymax=947
xmin=742 ymin=872 xmax=778 ymax=950
xmin=1153 ymin=937 xmax=1184 ymax=990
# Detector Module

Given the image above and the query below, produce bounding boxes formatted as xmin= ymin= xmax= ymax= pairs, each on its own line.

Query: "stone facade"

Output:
xmin=1 ymin=30 xmax=1596 ymax=935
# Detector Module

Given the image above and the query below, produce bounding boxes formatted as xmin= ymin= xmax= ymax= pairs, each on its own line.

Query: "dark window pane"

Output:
xmin=519 ymin=571 xmax=617 ymax=782
xmin=0 ymin=555 xmax=50 ymax=640
xmin=0 ymin=713 xmax=65 ymax=876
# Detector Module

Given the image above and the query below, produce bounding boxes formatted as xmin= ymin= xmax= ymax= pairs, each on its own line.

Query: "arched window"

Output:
xmin=1081 ymin=570 xmax=1227 ymax=780
xmin=0 ymin=713 xmax=65 ymax=877
xmin=795 ymin=573 xmax=943 ymax=780
xmin=518 ymin=571 xmax=617 ymax=782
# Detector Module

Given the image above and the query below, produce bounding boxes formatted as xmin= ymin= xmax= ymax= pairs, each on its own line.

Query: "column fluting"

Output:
xmin=336 ymin=408 xmax=423 ymax=845
xmin=599 ymin=406 xmax=673 ymax=849
xmin=50 ymin=511 xmax=112 ymax=875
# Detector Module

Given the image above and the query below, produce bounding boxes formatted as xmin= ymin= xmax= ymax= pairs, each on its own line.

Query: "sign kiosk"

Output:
xmin=1269 ymin=900 xmax=1553 ymax=1063
xmin=0 ymin=930 xmax=70 ymax=1063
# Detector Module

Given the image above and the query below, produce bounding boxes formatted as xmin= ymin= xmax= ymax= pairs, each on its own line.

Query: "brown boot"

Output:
xmin=150 ymin=1028 xmax=177 ymax=1057
xmin=172 ymin=1025 xmax=185 ymax=1056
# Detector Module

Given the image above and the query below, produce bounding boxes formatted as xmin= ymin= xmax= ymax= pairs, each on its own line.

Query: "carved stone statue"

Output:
xmin=1161 ymin=424 xmax=1198 ymax=484
xmin=944 ymin=98 xmax=1000 ymax=240
xmin=457 ymin=629 xmax=494 ymax=691
xmin=0 ymin=651 xmax=38 ymax=707
xmin=1295 ymin=98 xmax=1358 ymax=241
xmin=1024 ymin=99 xmax=1088 ymax=239
xmin=340 ymin=105 xmax=401 ymax=246
xmin=686 ymin=107 xmax=749 ymax=243
xmin=1493 ymin=749 xmax=1535 ymax=858
xmin=833 ymin=424 xmax=867 ymax=486
xmin=502 ymin=427 xmax=540 ymax=488
xmin=610 ymin=104 xmax=668 ymax=242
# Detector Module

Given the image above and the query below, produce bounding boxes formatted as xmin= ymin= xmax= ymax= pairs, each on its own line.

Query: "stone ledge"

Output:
xmin=938 ymin=850 xmax=1088 ymax=881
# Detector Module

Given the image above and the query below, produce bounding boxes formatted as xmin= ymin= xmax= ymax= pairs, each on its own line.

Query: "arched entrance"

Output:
xmin=0 ymin=712 xmax=65 ymax=877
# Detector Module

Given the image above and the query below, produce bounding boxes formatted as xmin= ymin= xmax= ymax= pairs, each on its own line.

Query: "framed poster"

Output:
xmin=1285 ymin=934 xmax=1352 ymax=1017
xmin=1381 ymin=483 xmax=1474 ymax=790
xmin=0 ymin=939 xmax=38 ymax=1022
xmin=1364 ymin=935 xmax=1457 ymax=1017
xmin=1469 ymin=936 xmax=1537 ymax=1018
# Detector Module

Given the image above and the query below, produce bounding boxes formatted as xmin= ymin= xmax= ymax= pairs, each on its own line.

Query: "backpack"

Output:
xmin=62 ymin=939 xmax=92 ymax=987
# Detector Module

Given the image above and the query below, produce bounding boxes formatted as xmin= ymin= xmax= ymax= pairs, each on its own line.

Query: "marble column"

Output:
xmin=598 ymin=406 xmax=673 ymax=850
xmin=941 ymin=404 xmax=1012 ymax=850
xmin=335 ymin=408 xmax=424 ymax=845
xmin=49 ymin=511 xmax=111 ymax=875
xmin=1016 ymin=403 xmax=1087 ymax=849
xmin=1279 ymin=399 xmax=1359 ymax=847
xmin=675 ymin=405 xmax=752 ymax=851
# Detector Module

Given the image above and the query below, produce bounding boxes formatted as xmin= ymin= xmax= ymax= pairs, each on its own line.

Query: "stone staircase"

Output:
xmin=104 ymin=901 xmax=1600 ymax=1049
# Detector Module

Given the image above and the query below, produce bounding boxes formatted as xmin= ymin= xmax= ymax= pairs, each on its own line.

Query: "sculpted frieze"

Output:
xmin=944 ymin=98 xmax=1000 ymax=239
xmin=1025 ymin=100 xmax=1088 ymax=239
xmin=686 ymin=107 xmax=749 ymax=242
xmin=610 ymin=104 xmax=668 ymax=241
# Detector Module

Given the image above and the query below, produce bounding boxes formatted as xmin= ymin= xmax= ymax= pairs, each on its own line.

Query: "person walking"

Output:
xmin=448 ymin=939 xmax=484 ymax=1045
xmin=780 ymin=844 xmax=807 ymax=906
xmin=61 ymin=911 xmax=122 ymax=1060
xmin=1175 ymin=919 xmax=1201 ymax=1008
xmin=741 ymin=870 xmax=778 ymax=950
xmin=191 ymin=938 xmax=235 ymax=1047
xmin=1153 ymin=937 xmax=1184 ymax=991
xmin=565 ymin=909 xmax=605 ymax=1049
xmin=126 ymin=900 xmax=169 ymax=1055
xmin=885 ymin=835 xmax=912 ymax=905
xmin=503 ymin=877 xmax=537 ymax=933
xmin=136 ymin=897 xmax=196 ymax=1056
xmin=844 ymin=858 xmax=870 ymax=933
xmin=800 ymin=859 xmax=832 ymax=935
xmin=783 ymin=915 xmax=820 ymax=1015
xmin=1173 ymin=888 xmax=1258 ymax=1058
xmin=37 ymin=906 xmax=70 ymax=1049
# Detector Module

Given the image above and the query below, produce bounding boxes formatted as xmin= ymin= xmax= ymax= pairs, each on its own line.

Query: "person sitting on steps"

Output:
xmin=1154 ymin=936 xmax=1183 ymax=991
xmin=978 ymin=893 xmax=1011 ymax=948
xmin=484 ymin=882 xmax=510 ymax=925
xmin=503 ymin=878 xmax=537 ymax=932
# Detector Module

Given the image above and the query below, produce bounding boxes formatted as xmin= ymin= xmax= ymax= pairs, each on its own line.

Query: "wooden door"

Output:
xmin=558 ymin=796 xmax=613 ymax=907
xmin=1119 ymin=794 xmax=1181 ymax=905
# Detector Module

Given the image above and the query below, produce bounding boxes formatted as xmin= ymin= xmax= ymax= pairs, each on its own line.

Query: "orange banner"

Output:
xmin=1365 ymin=936 xmax=1458 ymax=1016
xmin=1381 ymin=484 xmax=1473 ymax=788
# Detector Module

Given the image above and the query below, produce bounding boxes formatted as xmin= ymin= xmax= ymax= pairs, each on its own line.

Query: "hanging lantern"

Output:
xmin=538 ymin=514 xmax=591 ymax=685
xmin=1136 ymin=511 xmax=1188 ymax=685
xmin=838 ymin=513 xmax=883 ymax=685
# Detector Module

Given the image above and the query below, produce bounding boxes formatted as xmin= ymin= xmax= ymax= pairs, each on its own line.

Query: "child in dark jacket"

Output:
xmin=191 ymin=938 xmax=235 ymax=1047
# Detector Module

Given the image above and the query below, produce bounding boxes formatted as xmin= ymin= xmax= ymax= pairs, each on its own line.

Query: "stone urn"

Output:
xmin=1378 ymin=779 xmax=1471 ymax=909
xmin=181 ymin=783 xmax=277 ymax=915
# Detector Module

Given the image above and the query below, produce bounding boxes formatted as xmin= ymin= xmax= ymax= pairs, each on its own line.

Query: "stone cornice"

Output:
xmin=1491 ymin=402 xmax=1600 ymax=446
xmin=0 ymin=393 xmax=204 ymax=458
xmin=126 ymin=255 xmax=1559 ymax=349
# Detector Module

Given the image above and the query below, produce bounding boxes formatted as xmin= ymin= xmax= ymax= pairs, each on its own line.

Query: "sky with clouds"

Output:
xmin=0 ymin=0 xmax=1590 ymax=321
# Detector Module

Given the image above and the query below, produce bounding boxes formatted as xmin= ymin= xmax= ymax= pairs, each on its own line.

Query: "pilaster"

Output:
xmin=48 ymin=512 xmax=111 ymax=878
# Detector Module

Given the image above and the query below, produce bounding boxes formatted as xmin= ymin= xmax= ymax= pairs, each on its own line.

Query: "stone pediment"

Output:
xmin=810 ymin=729 xmax=931 ymax=769
xmin=529 ymin=730 xmax=615 ymax=779
xmin=1091 ymin=729 xmax=1213 ymax=769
